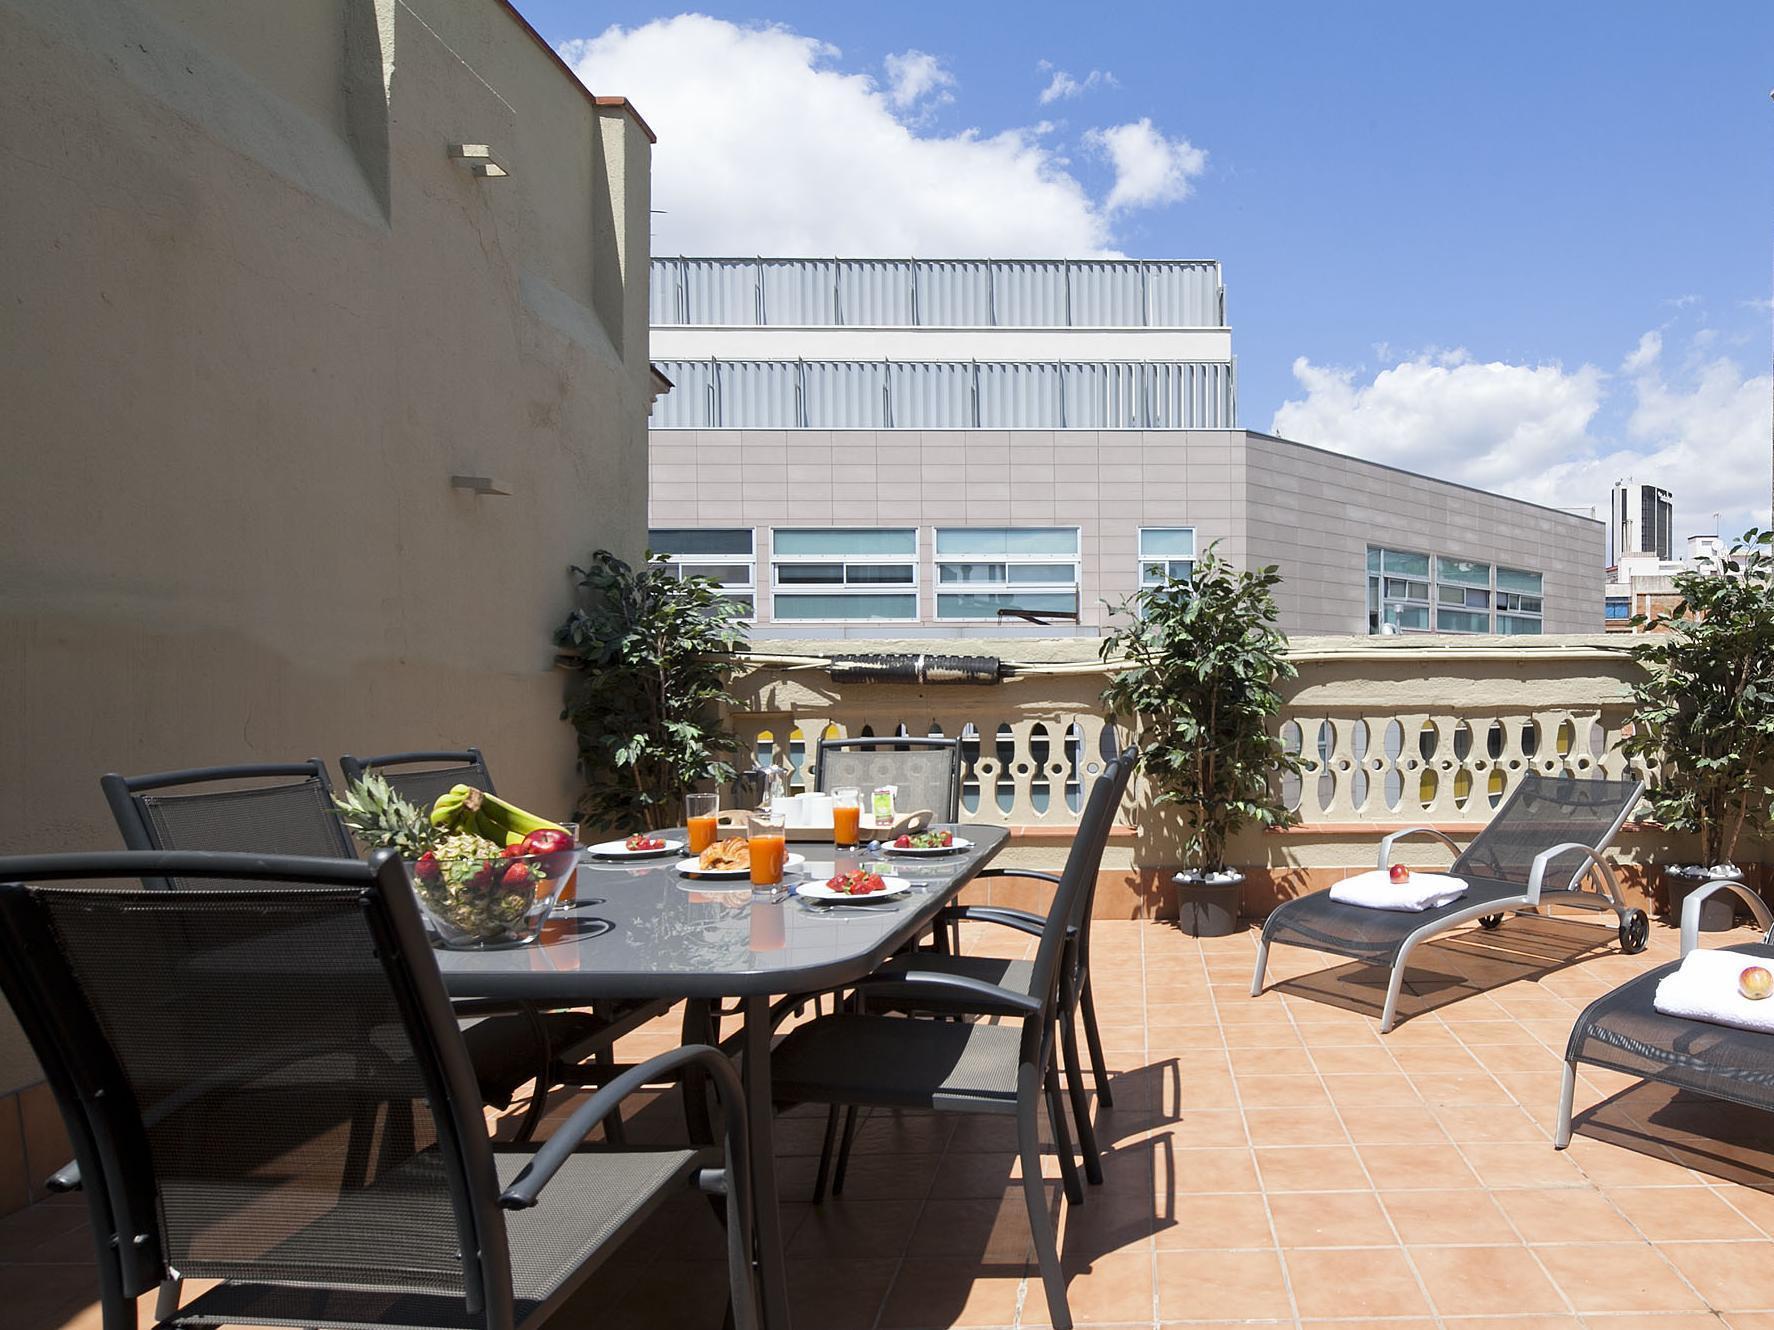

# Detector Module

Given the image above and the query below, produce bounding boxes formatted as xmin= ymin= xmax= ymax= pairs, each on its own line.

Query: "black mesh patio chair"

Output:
xmin=0 ymin=849 xmax=758 ymax=1330
xmin=770 ymin=746 xmax=1141 ymax=1330
xmin=812 ymin=747 xmax=1140 ymax=1200
xmin=340 ymin=749 xmax=498 ymax=811
xmin=1557 ymin=877 xmax=1774 ymax=1150
xmin=100 ymin=762 xmax=625 ymax=1141
xmin=1252 ymin=772 xmax=1648 ymax=1033
xmin=814 ymin=735 xmax=962 ymax=823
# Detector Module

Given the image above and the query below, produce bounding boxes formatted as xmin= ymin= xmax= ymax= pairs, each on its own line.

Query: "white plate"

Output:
xmin=881 ymin=836 xmax=972 ymax=856
xmin=674 ymin=853 xmax=807 ymax=880
xmin=797 ymin=876 xmax=913 ymax=902
xmin=587 ymin=838 xmax=684 ymax=859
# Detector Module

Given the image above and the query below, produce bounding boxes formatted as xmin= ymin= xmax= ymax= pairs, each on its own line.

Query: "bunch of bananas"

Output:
xmin=429 ymin=785 xmax=566 ymax=847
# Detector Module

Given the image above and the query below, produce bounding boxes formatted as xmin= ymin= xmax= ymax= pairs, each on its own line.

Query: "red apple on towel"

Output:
xmin=1388 ymin=863 xmax=1411 ymax=884
xmin=1739 ymin=966 xmax=1773 ymax=1000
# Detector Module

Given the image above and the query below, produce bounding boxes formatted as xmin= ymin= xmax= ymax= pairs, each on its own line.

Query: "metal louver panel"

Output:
xmin=801 ymin=361 xmax=890 ymax=428
xmin=649 ymin=359 xmax=716 ymax=427
xmin=890 ymin=362 xmax=975 ymax=428
xmin=1143 ymin=262 xmax=1221 ymax=327
xmin=648 ymin=258 xmax=683 ymax=325
xmin=760 ymin=259 xmax=837 ymax=325
xmin=1063 ymin=362 xmax=1144 ymax=429
xmin=680 ymin=258 xmax=759 ymax=324
xmin=992 ymin=261 xmax=1068 ymax=327
xmin=975 ymin=362 xmax=1063 ymax=428
xmin=837 ymin=260 xmax=914 ymax=325
xmin=715 ymin=360 xmax=800 ymax=428
xmin=1067 ymin=262 xmax=1147 ymax=326
xmin=916 ymin=260 xmax=993 ymax=326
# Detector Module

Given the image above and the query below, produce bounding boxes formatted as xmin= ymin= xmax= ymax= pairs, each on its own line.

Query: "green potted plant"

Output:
xmin=1619 ymin=528 xmax=1774 ymax=929
xmin=1100 ymin=545 xmax=1302 ymax=935
xmin=554 ymin=549 xmax=749 ymax=832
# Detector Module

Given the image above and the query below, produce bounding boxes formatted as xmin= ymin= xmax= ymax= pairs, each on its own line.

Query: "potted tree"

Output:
xmin=1101 ymin=545 xmax=1302 ymax=936
xmin=554 ymin=549 xmax=749 ymax=832
xmin=1619 ymin=529 xmax=1774 ymax=930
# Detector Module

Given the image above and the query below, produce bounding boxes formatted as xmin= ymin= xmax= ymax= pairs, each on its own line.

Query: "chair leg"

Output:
xmin=811 ymin=1104 xmax=842 ymax=1203
xmin=592 ymin=1038 xmax=627 ymax=1146
xmin=1044 ymin=1066 xmax=1084 ymax=1206
xmin=1079 ymin=975 xmax=1113 ymax=1109
xmin=1019 ymin=1081 xmax=1072 ymax=1330
xmin=509 ymin=1003 xmax=553 ymax=1145
xmin=1249 ymin=937 xmax=1270 ymax=997
xmin=830 ymin=1104 xmax=861 ymax=1196
xmin=1379 ymin=951 xmax=1412 ymax=1033
xmin=1059 ymin=1008 xmax=1103 ymax=1186
xmin=1554 ymin=1060 xmax=1578 ymax=1149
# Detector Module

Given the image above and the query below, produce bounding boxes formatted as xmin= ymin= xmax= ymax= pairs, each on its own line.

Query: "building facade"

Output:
xmin=1611 ymin=480 xmax=1675 ymax=562
xmin=647 ymin=257 xmax=1604 ymax=638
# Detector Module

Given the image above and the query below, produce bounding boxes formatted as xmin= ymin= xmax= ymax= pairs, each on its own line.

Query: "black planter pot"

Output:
xmin=1174 ymin=870 xmax=1244 ymax=938
xmin=1665 ymin=866 xmax=1746 ymax=933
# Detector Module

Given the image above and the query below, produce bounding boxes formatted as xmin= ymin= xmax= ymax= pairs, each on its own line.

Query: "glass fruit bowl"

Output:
xmin=403 ymin=848 xmax=577 ymax=948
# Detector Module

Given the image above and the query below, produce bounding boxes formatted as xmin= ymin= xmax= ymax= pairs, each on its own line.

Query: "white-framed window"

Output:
xmin=1138 ymin=527 xmax=1197 ymax=586
xmin=1368 ymin=547 xmax=1431 ymax=631
xmin=1496 ymin=566 xmax=1545 ymax=635
xmin=770 ymin=527 xmax=918 ymax=621
xmin=649 ymin=527 xmax=755 ymax=617
xmin=1367 ymin=548 xmax=1545 ymax=635
xmin=934 ymin=527 xmax=1080 ymax=620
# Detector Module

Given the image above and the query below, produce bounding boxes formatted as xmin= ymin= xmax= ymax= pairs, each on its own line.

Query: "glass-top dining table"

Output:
xmin=433 ymin=823 xmax=1010 ymax=1330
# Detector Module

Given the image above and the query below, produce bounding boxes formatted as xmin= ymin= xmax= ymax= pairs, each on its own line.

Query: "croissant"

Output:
xmin=698 ymin=836 xmax=751 ymax=871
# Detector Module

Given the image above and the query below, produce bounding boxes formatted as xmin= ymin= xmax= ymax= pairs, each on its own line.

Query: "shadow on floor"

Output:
xmin=1270 ymin=912 xmax=1622 ymax=1026
xmin=1573 ymin=1079 xmax=1774 ymax=1192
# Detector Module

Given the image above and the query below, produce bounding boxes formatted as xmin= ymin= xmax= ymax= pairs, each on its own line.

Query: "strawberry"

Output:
xmin=894 ymin=835 xmax=912 ymax=848
xmin=414 ymin=851 xmax=441 ymax=883
xmin=500 ymin=844 xmax=525 ymax=858
xmin=499 ymin=861 xmax=535 ymax=889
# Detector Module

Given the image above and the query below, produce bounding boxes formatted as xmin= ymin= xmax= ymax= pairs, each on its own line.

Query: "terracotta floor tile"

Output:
xmin=1159 ymin=1147 xmax=1260 ymax=1195
xmin=1410 ymin=1071 xmax=1518 ymax=1106
xmin=1492 ymin=1185 xmax=1642 ymax=1243
xmin=1253 ymin=1144 xmax=1371 ymax=1192
xmin=791 ymin=1197 xmax=923 ymax=1257
xmin=1243 ymin=1105 xmax=1348 ymax=1147
xmin=1408 ymin=1243 xmax=1570 ymax=1315
xmin=1045 ymin=1248 xmax=1154 ymax=1326
xmin=1307 ymin=1043 xmax=1397 ymax=1074
xmin=1605 ymin=1185 xmax=1762 ymax=1241
xmin=1358 ymin=1143 xmax=1479 ymax=1190
xmin=1165 ymin=1108 xmax=1248 ymax=1148
xmin=1664 ymin=1240 xmax=1774 ymax=1309
xmin=909 ymin=1196 xmax=1039 ymax=1262
xmin=1381 ymin=1189 xmax=1518 ymax=1245
xmin=1154 ymin=1246 xmax=1293 ymax=1322
xmin=1154 ymin=1191 xmax=1275 ymax=1250
xmin=1436 ymin=1102 xmax=1547 ymax=1143
xmin=785 ymin=1258 xmax=901 ymax=1330
xmin=877 ymin=1258 xmax=1026 ymax=1329
xmin=1460 ymin=1141 xmax=1589 ymax=1189
xmin=1340 ymin=1105 xmax=1451 ymax=1146
xmin=1563 ymin=1138 xmax=1703 ymax=1188
xmin=1536 ymin=1242 xmax=1706 ymax=1313
xmin=1284 ymin=1245 xmax=1432 ymax=1319
xmin=1267 ymin=1190 xmax=1395 ymax=1247
xmin=1233 ymin=1073 xmax=1331 ymax=1107
xmin=1321 ymin=1072 xmax=1423 ymax=1107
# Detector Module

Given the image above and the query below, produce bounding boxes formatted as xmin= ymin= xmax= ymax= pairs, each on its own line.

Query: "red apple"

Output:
xmin=521 ymin=828 xmax=576 ymax=857
xmin=1740 ymin=966 xmax=1773 ymax=1000
xmin=500 ymin=843 xmax=525 ymax=858
xmin=1388 ymin=863 xmax=1411 ymax=884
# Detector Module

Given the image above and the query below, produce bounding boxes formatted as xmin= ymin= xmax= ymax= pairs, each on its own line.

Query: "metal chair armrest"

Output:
xmin=935 ymin=904 xmax=1047 ymax=939
xmin=970 ymin=868 xmax=1063 ymax=886
xmin=851 ymin=970 xmax=1042 ymax=1014
xmin=46 ymin=1160 xmax=81 ymax=1192
xmin=1377 ymin=826 xmax=1462 ymax=869
xmin=499 ymin=1043 xmax=746 ymax=1210
xmin=1525 ymin=841 xmax=1622 ymax=907
xmin=1680 ymin=879 xmax=1774 ymax=956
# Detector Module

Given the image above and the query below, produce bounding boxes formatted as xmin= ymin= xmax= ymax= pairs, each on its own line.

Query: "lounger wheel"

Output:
xmin=1618 ymin=909 xmax=1649 ymax=954
xmin=1478 ymin=914 xmax=1503 ymax=930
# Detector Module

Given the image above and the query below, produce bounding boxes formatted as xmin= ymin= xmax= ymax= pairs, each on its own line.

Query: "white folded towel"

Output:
xmin=1328 ymin=869 xmax=1469 ymax=913
xmin=1653 ymin=948 xmax=1774 ymax=1034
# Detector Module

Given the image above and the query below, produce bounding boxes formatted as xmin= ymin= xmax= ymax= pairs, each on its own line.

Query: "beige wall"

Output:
xmin=0 ymin=0 xmax=652 ymax=1112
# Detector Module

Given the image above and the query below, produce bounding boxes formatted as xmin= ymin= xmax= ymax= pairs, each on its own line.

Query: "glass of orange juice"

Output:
xmin=686 ymin=792 xmax=719 ymax=855
xmin=831 ymin=787 xmax=862 ymax=848
xmin=748 ymin=808 xmax=787 ymax=887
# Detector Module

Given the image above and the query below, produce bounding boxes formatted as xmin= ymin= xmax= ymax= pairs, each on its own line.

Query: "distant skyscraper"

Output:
xmin=1611 ymin=481 xmax=1673 ymax=562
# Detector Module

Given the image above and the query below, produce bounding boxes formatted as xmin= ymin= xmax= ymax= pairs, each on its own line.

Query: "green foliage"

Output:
xmin=555 ymin=550 xmax=748 ymax=832
xmin=1099 ymin=545 xmax=1302 ymax=872
xmin=1618 ymin=529 xmax=1774 ymax=866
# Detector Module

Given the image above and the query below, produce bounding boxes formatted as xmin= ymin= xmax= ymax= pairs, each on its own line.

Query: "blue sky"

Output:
xmin=518 ymin=1 xmax=1773 ymax=545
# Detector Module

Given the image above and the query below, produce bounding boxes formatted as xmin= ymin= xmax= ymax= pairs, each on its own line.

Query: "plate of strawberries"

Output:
xmin=882 ymin=829 xmax=971 ymax=856
xmin=587 ymin=833 xmax=683 ymax=860
xmin=796 ymin=869 xmax=911 ymax=902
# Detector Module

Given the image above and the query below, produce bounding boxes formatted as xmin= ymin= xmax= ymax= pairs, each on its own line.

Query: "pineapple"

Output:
xmin=335 ymin=774 xmax=440 ymax=858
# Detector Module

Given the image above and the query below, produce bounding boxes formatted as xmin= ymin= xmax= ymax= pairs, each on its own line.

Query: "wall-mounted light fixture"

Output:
xmin=449 ymin=144 xmax=508 ymax=179
xmin=450 ymin=474 xmax=511 ymax=496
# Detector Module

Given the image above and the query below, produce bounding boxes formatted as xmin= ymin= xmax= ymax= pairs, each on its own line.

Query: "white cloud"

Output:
xmin=1083 ymin=118 xmax=1207 ymax=213
xmin=883 ymin=49 xmax=953 ymax=109
xmin=560 ymin=16 xmax=1201 ymax=257
xmin=1038 ymin=65 xmax=1116 ymax=104
xmin=1271 ymin=335 xmax=1773 ymax=540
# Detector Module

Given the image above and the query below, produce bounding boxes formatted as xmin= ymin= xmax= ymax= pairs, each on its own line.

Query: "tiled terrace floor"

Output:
xmin=11 ymin=910 xmax=1774 ymax=1329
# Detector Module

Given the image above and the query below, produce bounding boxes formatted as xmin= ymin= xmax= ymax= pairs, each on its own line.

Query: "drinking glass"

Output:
xmin=831 ymin=787 xmax=862 ymax=848
xmin=686 ymin=793 xmax=719 ymax=855
xmin=748 ymin=808 xmax=787 ymax=887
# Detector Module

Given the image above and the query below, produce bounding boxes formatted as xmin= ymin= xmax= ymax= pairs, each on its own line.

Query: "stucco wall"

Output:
xmin=0 ymin=0 xmax=652 ymax=1106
